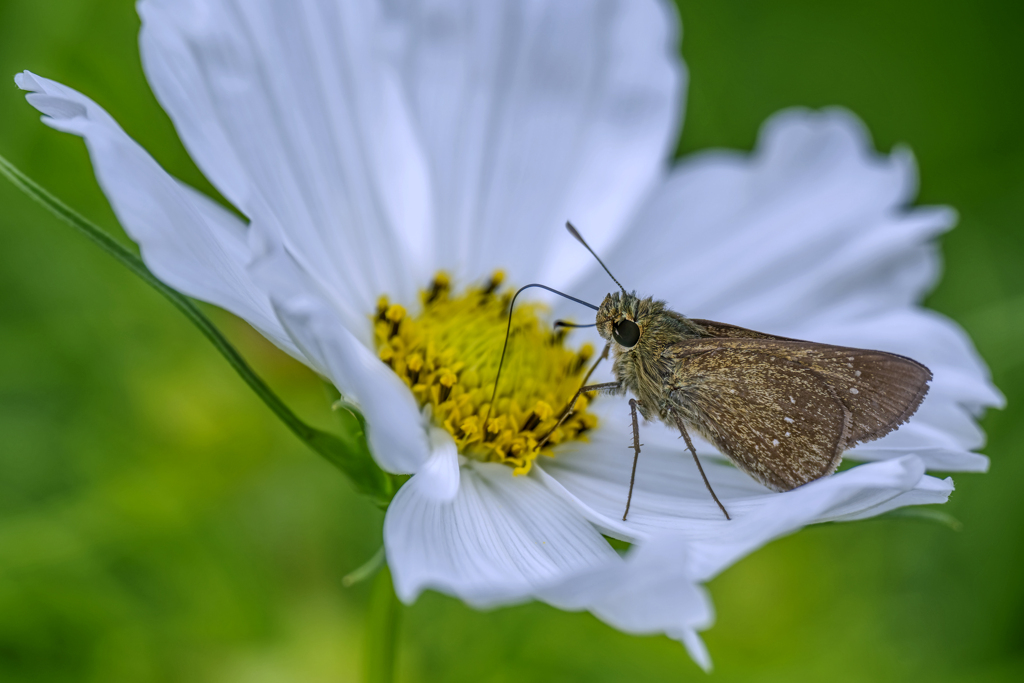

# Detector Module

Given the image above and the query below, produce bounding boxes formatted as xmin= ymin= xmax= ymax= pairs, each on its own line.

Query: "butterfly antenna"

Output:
xmin=484 ymin=284 xmax=599 ymax=429
xmin=565 ymin=221 xmax=627 ymax=295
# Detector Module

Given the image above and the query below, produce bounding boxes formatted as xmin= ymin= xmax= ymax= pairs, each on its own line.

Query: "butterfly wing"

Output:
xmin=688 ymin=321 xmax=932 ymax=443
xmin=663 ymin=338 xmax=931 ymax=491
xmin=688 ymin=318 xmax=800 ymax=341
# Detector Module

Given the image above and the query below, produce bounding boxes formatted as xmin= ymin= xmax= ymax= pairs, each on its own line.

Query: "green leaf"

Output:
xmin=0 ymin=152 xmax=398 ymax=507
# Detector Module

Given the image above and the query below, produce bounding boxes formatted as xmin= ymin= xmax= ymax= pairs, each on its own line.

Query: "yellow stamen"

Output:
xmin=372 ymin=271 xmax=598 ymax=475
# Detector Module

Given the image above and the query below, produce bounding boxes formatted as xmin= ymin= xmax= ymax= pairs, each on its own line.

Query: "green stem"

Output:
xmin=0 ymin=155 xmax=309 ymax=438
xmin=365 ymin=566 xmax=402 ymax=683
xmin=0 ymin=153 xmax=396 ymax=506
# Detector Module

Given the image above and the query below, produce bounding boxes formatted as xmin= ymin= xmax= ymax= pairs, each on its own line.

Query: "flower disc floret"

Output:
xmin=373 ymin=272 xmax=598 ymax=474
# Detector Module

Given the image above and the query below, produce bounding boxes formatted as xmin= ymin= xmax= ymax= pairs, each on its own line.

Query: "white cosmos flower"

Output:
xmin=17 ymin=0 xmax=1001 ymax=671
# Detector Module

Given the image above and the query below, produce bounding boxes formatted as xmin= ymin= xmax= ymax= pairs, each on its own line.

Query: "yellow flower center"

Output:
xmin=373 ymin=272 xmax=599 ymax=475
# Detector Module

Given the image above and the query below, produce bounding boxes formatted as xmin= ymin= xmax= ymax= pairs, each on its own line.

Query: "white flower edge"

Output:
xmin=539 ymin=532 xmax=717 ymax=672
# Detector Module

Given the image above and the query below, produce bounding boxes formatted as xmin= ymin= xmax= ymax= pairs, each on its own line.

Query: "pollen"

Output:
xmin=373 ymin=272 xmax=598 ymax=475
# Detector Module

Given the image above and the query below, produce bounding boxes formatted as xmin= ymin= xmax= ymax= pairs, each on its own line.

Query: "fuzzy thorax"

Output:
xmin=595 ymin=290 xmax=705 ymax=421
xmin=373 ymin=272 xmax=598 ymax=474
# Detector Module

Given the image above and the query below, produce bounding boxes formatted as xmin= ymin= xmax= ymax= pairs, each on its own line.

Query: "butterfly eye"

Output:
xmin=612 ymin=319 xmax=641 ymax=348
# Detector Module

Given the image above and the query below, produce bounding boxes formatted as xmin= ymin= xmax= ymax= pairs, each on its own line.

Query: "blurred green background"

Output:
xmin=1 ymin=0 xmax=1021 ymax=680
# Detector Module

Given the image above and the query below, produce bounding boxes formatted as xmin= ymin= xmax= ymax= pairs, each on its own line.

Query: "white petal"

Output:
xmin=536 ymin=423 xmax=777 ymax=540
xmin=15 ymin=71 xmax=302 ymax=359
xmin=417 ymin=428 xmax=462 ymax=502
xmin=139 ymin=0 xmax=435 ymax=312
xmin=848 ymin=446 xmax=988 ymax=473
xmin=248 ymin=231 xmax=430 ymax=474
xmin=384 ymin=461 xmax=619 ymax=608
xmin=573 ymin=108 xmax=942 ymax=326
xmin=539 ymin=532 xmax=715 ymax=672
xmin=816 ymin=468 xmax=954 ymax=523
xmin=538 ymin=421 xmax=950 ymax=580
xmin=393 ymin=0 xmax=684 ymax=288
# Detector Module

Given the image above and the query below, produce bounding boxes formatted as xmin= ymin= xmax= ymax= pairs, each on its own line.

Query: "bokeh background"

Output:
xmin=1 ymin=0 xmax=1021 ymax=681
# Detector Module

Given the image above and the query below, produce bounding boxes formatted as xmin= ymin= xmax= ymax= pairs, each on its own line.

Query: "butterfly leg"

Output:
xmin=579 ymin=342 xmax=611 ymax=387
xmin=623 ymin=398 xmax=644 ymax=521
xmin=671 ymin=410 xmax=731 ymax=520
xmin=537 ymin=374 xmax=620 ymax=449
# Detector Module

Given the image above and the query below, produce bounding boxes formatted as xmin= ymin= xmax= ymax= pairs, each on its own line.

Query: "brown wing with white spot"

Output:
xmin=686 ymin=323 xmax=932 ymax=444
xmin=662 ymin=338 xmax=931 ymax=491
xmin=763 ymin=341 xmax=932 ymax=444
xmin=664 ymin=343 xmax=851 ymax=491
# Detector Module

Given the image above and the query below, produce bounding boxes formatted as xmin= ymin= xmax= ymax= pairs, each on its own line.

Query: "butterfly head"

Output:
xmin=596 ymin=291 xmax=645 ymax=350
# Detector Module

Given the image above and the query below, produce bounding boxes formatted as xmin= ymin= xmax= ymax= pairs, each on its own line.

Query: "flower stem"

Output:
xmin=365 ymin=566 xmax=402 ymax=683
xmin=0 ymin=153 xmax=396 ymax=506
